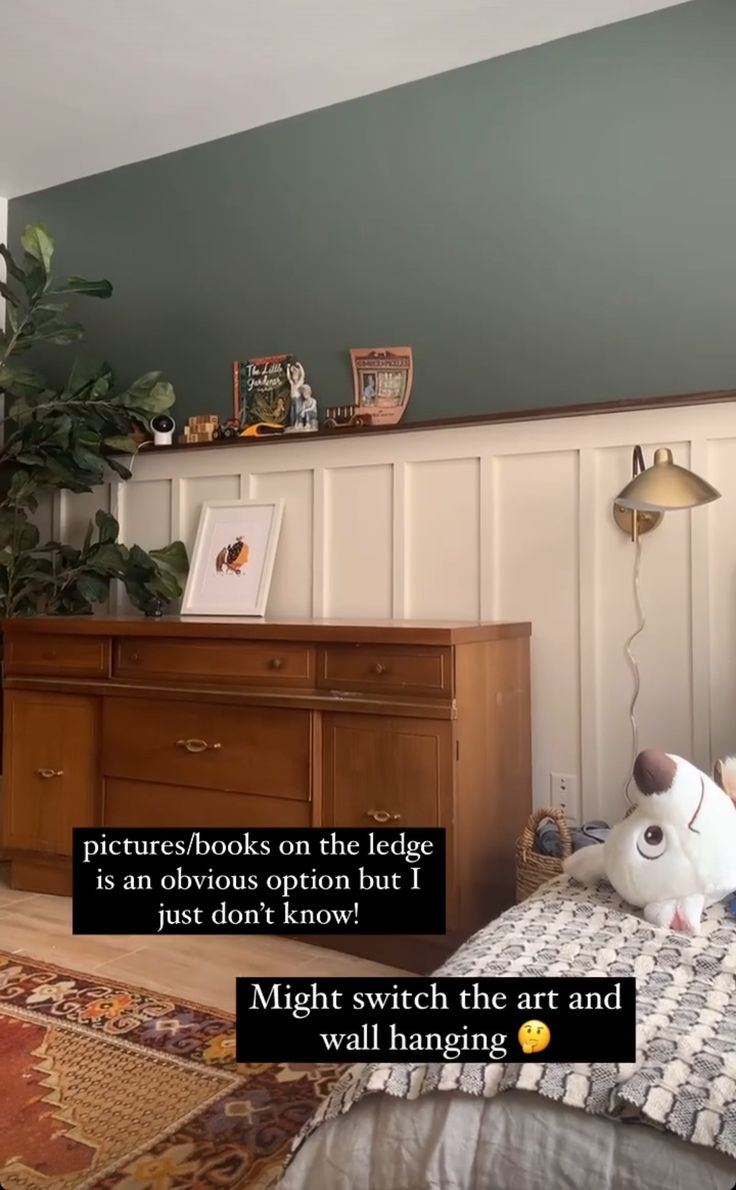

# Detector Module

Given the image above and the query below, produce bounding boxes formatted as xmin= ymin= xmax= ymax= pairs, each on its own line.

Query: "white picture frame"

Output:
xmin=181 ymin=499 xmax=284 ymax=617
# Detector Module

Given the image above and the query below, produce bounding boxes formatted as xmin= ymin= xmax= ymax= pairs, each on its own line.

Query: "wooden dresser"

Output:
xmin=1 ymin=616 xmax=531 ymax=970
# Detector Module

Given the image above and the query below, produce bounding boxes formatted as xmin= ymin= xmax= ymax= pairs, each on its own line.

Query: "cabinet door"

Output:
xmin=323 ymin=714 xmax=453 ymax=828
xmin=322 ymin=714 xmax=455 ymax=926
xmin=2 ymin=691 xmax=99 ymax=855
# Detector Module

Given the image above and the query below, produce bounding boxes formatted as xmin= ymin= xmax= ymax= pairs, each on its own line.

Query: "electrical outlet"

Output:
xmin=550 ymin=773 xmax=581 ymax=823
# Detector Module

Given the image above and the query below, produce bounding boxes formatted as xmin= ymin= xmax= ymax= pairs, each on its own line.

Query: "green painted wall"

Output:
xmin=8 ymin=0 xmax=736 ymax=424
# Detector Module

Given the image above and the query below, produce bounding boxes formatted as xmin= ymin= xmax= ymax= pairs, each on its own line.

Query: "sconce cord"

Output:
xmin=623 ymin=535 xmax=646 ymax=805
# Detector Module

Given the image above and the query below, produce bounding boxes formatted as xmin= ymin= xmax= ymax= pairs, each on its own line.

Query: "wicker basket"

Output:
xmin=515 ymin=807 xmax=572 ymax=901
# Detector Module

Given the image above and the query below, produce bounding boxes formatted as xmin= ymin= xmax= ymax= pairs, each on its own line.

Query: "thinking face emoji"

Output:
xmin=518 ymin=1020 xmax=551 ymax=1055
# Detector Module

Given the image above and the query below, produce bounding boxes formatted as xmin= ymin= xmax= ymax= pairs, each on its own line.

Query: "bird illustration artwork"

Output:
xmin=215 ymin=535 xmax=249 ymax=574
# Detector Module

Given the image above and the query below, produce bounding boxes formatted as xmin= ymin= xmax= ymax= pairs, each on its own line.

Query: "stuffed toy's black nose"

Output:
xmin=634 ymin=749 xmax=676 ymax=795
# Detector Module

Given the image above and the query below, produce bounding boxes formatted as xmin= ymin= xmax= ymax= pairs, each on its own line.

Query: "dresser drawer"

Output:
xmin=104 ymin=779 xmax=311 ymax=829
xmin=102 ymin=698 xmax=310 ymax=800
xmin=4 ymin=633 xmax=109 ymax=678
xmin=317 ymin=645 xmax=452 ymax=697
xmin=114 ymin=637 xmax=315 ymax=687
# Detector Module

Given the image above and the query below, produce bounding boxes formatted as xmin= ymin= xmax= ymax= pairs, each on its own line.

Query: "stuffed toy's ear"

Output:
xmin=563 ymin=844 xmax=606 ymax=885
xmin=713 ymin=757 xmax=736 ymax=807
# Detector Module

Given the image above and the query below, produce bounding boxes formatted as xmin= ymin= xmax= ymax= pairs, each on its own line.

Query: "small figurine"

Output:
xmin=214 ymin=418 xmax=241 ymax=440
xmin=285 ymin=361 xmax=319 ymax=433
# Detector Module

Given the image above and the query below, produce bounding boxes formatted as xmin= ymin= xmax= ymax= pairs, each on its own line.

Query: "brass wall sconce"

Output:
xmin=613 ymin=445 xmax=720 ymax=541
xmin=611 ymin=442 xmax=721 ymax=804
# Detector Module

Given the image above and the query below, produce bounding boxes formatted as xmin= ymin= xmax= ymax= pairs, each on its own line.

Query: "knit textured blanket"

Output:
xmin=288 ymin=877 xmax=736 ymax=1163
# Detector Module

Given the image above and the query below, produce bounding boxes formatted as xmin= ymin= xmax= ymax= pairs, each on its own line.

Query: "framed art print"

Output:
xmin=181 ymin=499 xmax=284 ymax=617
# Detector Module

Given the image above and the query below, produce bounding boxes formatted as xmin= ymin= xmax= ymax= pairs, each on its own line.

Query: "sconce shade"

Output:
xmin=615 ymin=448 xmax=721 ymax=512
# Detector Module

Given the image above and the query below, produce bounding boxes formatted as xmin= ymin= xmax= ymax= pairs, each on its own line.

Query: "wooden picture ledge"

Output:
xmin=139 ymin=388 xmax=736 ymax=455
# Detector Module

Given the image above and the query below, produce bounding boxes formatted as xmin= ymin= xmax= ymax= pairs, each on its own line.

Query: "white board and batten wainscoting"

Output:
xmin=55 ymin=397 xmax=736 ymax=826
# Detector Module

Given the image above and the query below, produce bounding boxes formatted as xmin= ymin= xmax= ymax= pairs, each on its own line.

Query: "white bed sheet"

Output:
xmin=280 ymin=1088 xmax=736 ymax=1190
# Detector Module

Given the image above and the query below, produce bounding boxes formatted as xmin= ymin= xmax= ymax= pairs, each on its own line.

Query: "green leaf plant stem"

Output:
xmin=0 ymin=222 xmax=188 ymax=616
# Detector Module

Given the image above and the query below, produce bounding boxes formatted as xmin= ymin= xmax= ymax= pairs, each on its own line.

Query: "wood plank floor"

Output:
xmin=0 ymin=864 xmax=407 ymax=1012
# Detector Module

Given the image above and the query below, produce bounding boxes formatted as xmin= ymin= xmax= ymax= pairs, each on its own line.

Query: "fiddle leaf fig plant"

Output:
xmin=0 ymin=221 xmax=188 ymax=616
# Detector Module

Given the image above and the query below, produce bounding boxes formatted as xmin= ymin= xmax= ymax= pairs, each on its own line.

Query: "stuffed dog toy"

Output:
xmin=563 ymin=749 xmax=736 ymax=933
xmin=713 ymin=756 xmax=736 ymax=805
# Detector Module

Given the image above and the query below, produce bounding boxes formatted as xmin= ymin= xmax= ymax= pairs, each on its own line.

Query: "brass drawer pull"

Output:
xmin=269 ymin=657 xmax=283 ymax=670
xmin=37 ymin=768 xmax=63 ymax=779
xmin=176 ymin=738 xmax=222 ymax=753
xmin=372 ymin=663 xmax=387 ymax=675
xmin=366 ymin=809 xmax=401 ymax=824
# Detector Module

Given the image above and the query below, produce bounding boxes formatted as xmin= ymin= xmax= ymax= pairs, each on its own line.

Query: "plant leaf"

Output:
xmin=118 ymin=374 xmax=176 ymax=414
xmin=71 ymin=441 xmax=105 ymax=475
xmin=22 ymin=264 xmax=48 ymax=300
xmin=42 ymin=457 xmax=94 ymax=492
xmin=116 ymin=371 xmax=159 ymax=400
xmin=62 ymin=276 xmax=113 ymax=299
xmin=147 ymin=569 xmax=182 ymax=600
xmin=0 ymin=365 xmax=48 ymax=399
xmin=8 ymin=471 xmax=40 ymax=506
xmin=94 ymin=510 xmax=119 ymax=544
xmin=0 ymin=243 xmax=25 ymax=283
xmin=27 ymin=319 xmax=85 ymax=345
xmin=17 ymin=520 xmax=40 ymax=552
xmin=103 ymin=435 xmax=139 ymax=454
xmin=149 ymin=540 xmax=189 ymax=574
xmin=146 ymin=380 xmax=176 ymax=413
xmin=42 ymin=413 xmax=73 ymax=450
xmin=0 ymin=280 xmax=19 ymax=306
xmin=58 ymin=544 xmax=82 ymax=565
xmin=87 ymin=541 xmax=125 ymax=575
xmin=20 ymin=222 xmax=54 ymax=274
xmin=123 ymin=581 xmax=154 ymax=613
xmin=106 ymin=456 xmax=132 ymax=480
xmin=128 ymin=544 xmax=156 ymax=574
xmin=62 ymin=355 xmax=110 ymax=398
xmin=0 ymin=509 xmax=17 ymax=549
xmin=75 ymin=573 xmax=111 ymax=604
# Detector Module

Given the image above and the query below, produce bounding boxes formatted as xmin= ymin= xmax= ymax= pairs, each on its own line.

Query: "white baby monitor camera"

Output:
xmin=151 ymin=413 xmax=175 ymax=446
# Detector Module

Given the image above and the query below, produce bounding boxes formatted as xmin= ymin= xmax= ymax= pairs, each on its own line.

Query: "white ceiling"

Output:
xmin=0 ymin=0 xmax=689 ymax=197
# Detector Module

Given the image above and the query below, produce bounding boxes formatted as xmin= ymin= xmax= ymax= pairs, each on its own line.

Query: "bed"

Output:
xmin=279 ymin=877 xmax=736 ymax=1190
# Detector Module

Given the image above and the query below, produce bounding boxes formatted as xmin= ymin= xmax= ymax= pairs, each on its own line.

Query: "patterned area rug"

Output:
xmin=0 ymin=951 xmax=342 ymax=1189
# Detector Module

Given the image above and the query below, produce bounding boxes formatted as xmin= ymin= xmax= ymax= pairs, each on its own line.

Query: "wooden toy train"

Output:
xmin=322 ymin=405 xmax=374 ymax=430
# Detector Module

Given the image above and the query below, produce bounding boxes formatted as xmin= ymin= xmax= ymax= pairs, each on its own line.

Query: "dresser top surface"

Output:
xmin=1 ymin=615 xmax=530 ymax=645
